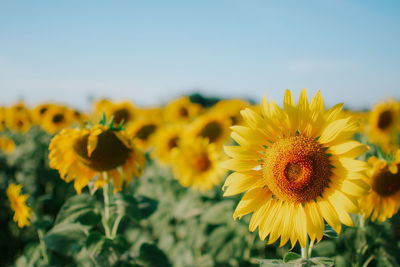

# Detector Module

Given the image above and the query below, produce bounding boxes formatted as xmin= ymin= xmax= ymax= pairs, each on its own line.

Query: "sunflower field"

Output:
xmin=2 ymin=90 xmax=400 ymax=267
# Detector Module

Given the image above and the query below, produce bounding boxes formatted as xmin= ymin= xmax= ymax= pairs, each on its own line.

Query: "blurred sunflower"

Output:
xmin=49 ymin=123 xmax=145 ymax=193
xmin=368 ymin=99 xmax=400 ymax=152
xmin=360 ymin=152 xmax=400 ymax=222
xmin=211 ymin=99 xmax=250 ymax=125
xmin=94 ymin=99 xmax=138 ymax=126
xmin=41 ymin=105 xmax=75 ymax=134
xmin=0 ymin=107 xmax=6 ymax=131
xmin=5 ymin=102 xmax=32 ymax=133
xmin=6 ymin=183 xmax=31 ymax=228
xmin=222 ymin=89 xmax=369 ymax=248
xmin=31 ymin=103 xmax=55 ymax=125
xmin=126 ymin=118 xmax=160 ymax=150
xmin=186 ymin=112 xmax=231 ymax=146
xmin=164 ymin=96 xmax=202 ymax=123
xmin=0 ymin=136 xmax=15 ymax=154
xmin=152 ymin=124 xmax=184 ymax=165
xmin=171 ymin=137 xmax=226 ymax=191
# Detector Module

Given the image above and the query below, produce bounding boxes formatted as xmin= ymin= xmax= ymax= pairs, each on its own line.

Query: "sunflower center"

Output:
xmin=167 ymin=136 xmax=179 ymax=150
xmin=371 ymin=167 xmax=400 ymax=197
xmin=192 ymin=153 xmax=211 ymax=172
xmin=199 ymin=121 xmax=222 ymax=142
xmin=135 ymin=124 xmax=157 ymax=141
xmin=39 ymin=107 xmax=48 ymax=114
xmin=179 ymin=107 xmax=189 ymax=117
xmin=52 ymin=113 xmax=64 ymax=123
xmin=113 ymin=108 xmax=131 ymax=124
xmin=377 ymin=110 xmax=393 ymax=130
xmin=73 ymin=130 xmax=131 ymax=171
xmin=263 ymin=136 xmax=331 ymax=203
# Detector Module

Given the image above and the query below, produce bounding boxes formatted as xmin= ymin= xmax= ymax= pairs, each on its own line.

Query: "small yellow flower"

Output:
xmin=222 ymin=89 xmax=369 ymax=248
xmin=6 ymin=184 xmax=31 ymax=228
xmin=49 ymin=124 xmax=145 ymax=193
xmin=163 ymin=96 xmax=202 ymax=123
xmin=368 ymin=99 xmax=400 ymax=153
xmin=0 ymin=136 xmax=15 ymax=154
xmin=151 ymin=124 xmax=184 ymax=165
xmin=185 ymin=112 xmax=231 ymax=147
xmin=126 ymin=118 xmax=161 ymax=151
xmin=171 ymin=137 xmax=227 ymax=191
xmin=360 ymin=152 xmax=400 ymax=222
xmin=5 ymin=102 xmax=32 ymax=133
xmin=94 ymin=99 xmax=138 ymax=126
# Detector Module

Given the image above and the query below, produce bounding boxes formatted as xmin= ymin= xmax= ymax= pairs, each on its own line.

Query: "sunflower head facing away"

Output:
xmin=171 ymin=137 xmax=227 ymax=191
xmin=360 ymin=152 xmax=400 ymax=222
xmin=368 ymin=99 xmax=400 ymax=153
xmin=7 ymin=183 xmax=31 ymax=228
xmin=222 ymin=89 xmax=369 ymax=248
xmin=49 ymin=123 xmax=145 ymax=193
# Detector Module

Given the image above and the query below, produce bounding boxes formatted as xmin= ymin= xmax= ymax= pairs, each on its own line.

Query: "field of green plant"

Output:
xmin=2 ymin=91 xmax=400 ymax=267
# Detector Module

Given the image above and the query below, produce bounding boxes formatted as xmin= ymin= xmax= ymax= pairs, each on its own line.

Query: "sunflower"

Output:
xmin=0 ymin=107 xmax=7 ymax=131
xmin=368 ymin=99 xmax=400 ymax=153
xmin=222 ymin=89 xmax=369 ymax=248
xmin=31 ymin=103 xmax=56 ymax=125
xmin=49 ymin=124 xmax=145 ymax=193
xmin=211 ymin=99 xmax=250 ymax=125
xmin=0 ymin=136 xmax=16 ymax=154
xmin=163 ymin=96 xmax=202 ymax=123
xmin=94 ymin=99 xmax=138 ymax=126
xmin=6 ymin=184 xmax=31 ymax=228
xmin=185 ymin=112 xmax=232 ymax=147
xmin=126 ymin=118 xmax=160 ymax=150
xmin=151 ymin=124 xmax=184 ymax=165
xmin=360 ymin=152 xmax=400 ymax=222
xmin=41 ymin=105 xmax=75 ymax=134
xmin=171 ymin=137 xmax=227 ymax=191
xmin=5 ymin=102 xmax=32 ymax=133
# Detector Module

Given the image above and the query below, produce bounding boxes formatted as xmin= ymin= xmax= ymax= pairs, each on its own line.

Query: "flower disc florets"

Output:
xmin=263 ymin=136 xmax=331 ymax=203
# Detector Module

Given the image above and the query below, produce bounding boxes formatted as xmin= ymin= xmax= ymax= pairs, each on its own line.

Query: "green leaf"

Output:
xmin=258 ymin=258 xmax=288 ymax=266
xmin=43 ymin=223 xmax=89 ymax=256
xmin=113 ymin=193 xmax=157 ymax=220
xmin=55 ymin=194 xmax=100 ymax=226
xmin=309 ymin=257 xmax=335 ymax=267
xmin=137 ymin=243 xmax=172 ymax=267
xmin=323 ymin=224 xmax=338 ymax=239
xmin=283 ymin=252 xmax=301 ymax=263
xmin=136 ymin=196 xmax=158 ymax=219
xmin=201 ymin=201 xmax=234 ymax=225
xmin=313 ymin=241 xmax=336 ymax=257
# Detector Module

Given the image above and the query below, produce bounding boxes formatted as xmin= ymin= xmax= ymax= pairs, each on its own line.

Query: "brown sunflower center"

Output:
xmin=179 ymin=107 xmax=189 ymax=117
xmin=52 ymin=113 xmax=64 ymax=123
xmin=371 ymin=167 xmax=400 ymax=197
xmin=167 ymin=136 xmax=179 ymax=150
xmin=39 ymin=107 xmax=48 ymax=114
xmin=377 ymin=110 xmax=393 ymax=130
xmin=113 ymin=108 xmax=131 ymax=124
xmin=135 ymin=124 xmax=157 ymax=141
xmin=193 ymin=153 xmax=211 ymax=172
xmin=73 ymin=130 xmax=131 ymax=171
xmin=199 ymin=121 xmax=222 ymax=142
xmin=263 ymin=136 xmax=331 ymax=203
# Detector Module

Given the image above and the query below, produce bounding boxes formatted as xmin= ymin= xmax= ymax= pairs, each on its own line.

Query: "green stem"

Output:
xmin=359 ymin=215 xmax=365 ymax=228
xmin=37 ymin=229 xmax=49 ymax=264
xmin=301 ymin=238 xmax=310 ymax=260
xmin=111 ymin=214 xmax=123 ymax=239
xmin=103 ymin=182 xmax=111 ymax=238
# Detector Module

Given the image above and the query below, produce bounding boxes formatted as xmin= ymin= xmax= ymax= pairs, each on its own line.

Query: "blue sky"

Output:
xmin=1 ymin=0 xmax=399 ymax=110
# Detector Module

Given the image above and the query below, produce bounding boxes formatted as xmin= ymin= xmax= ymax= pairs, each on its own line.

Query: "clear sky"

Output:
xmin=1 ymin=0 xmax=399 ymax=110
